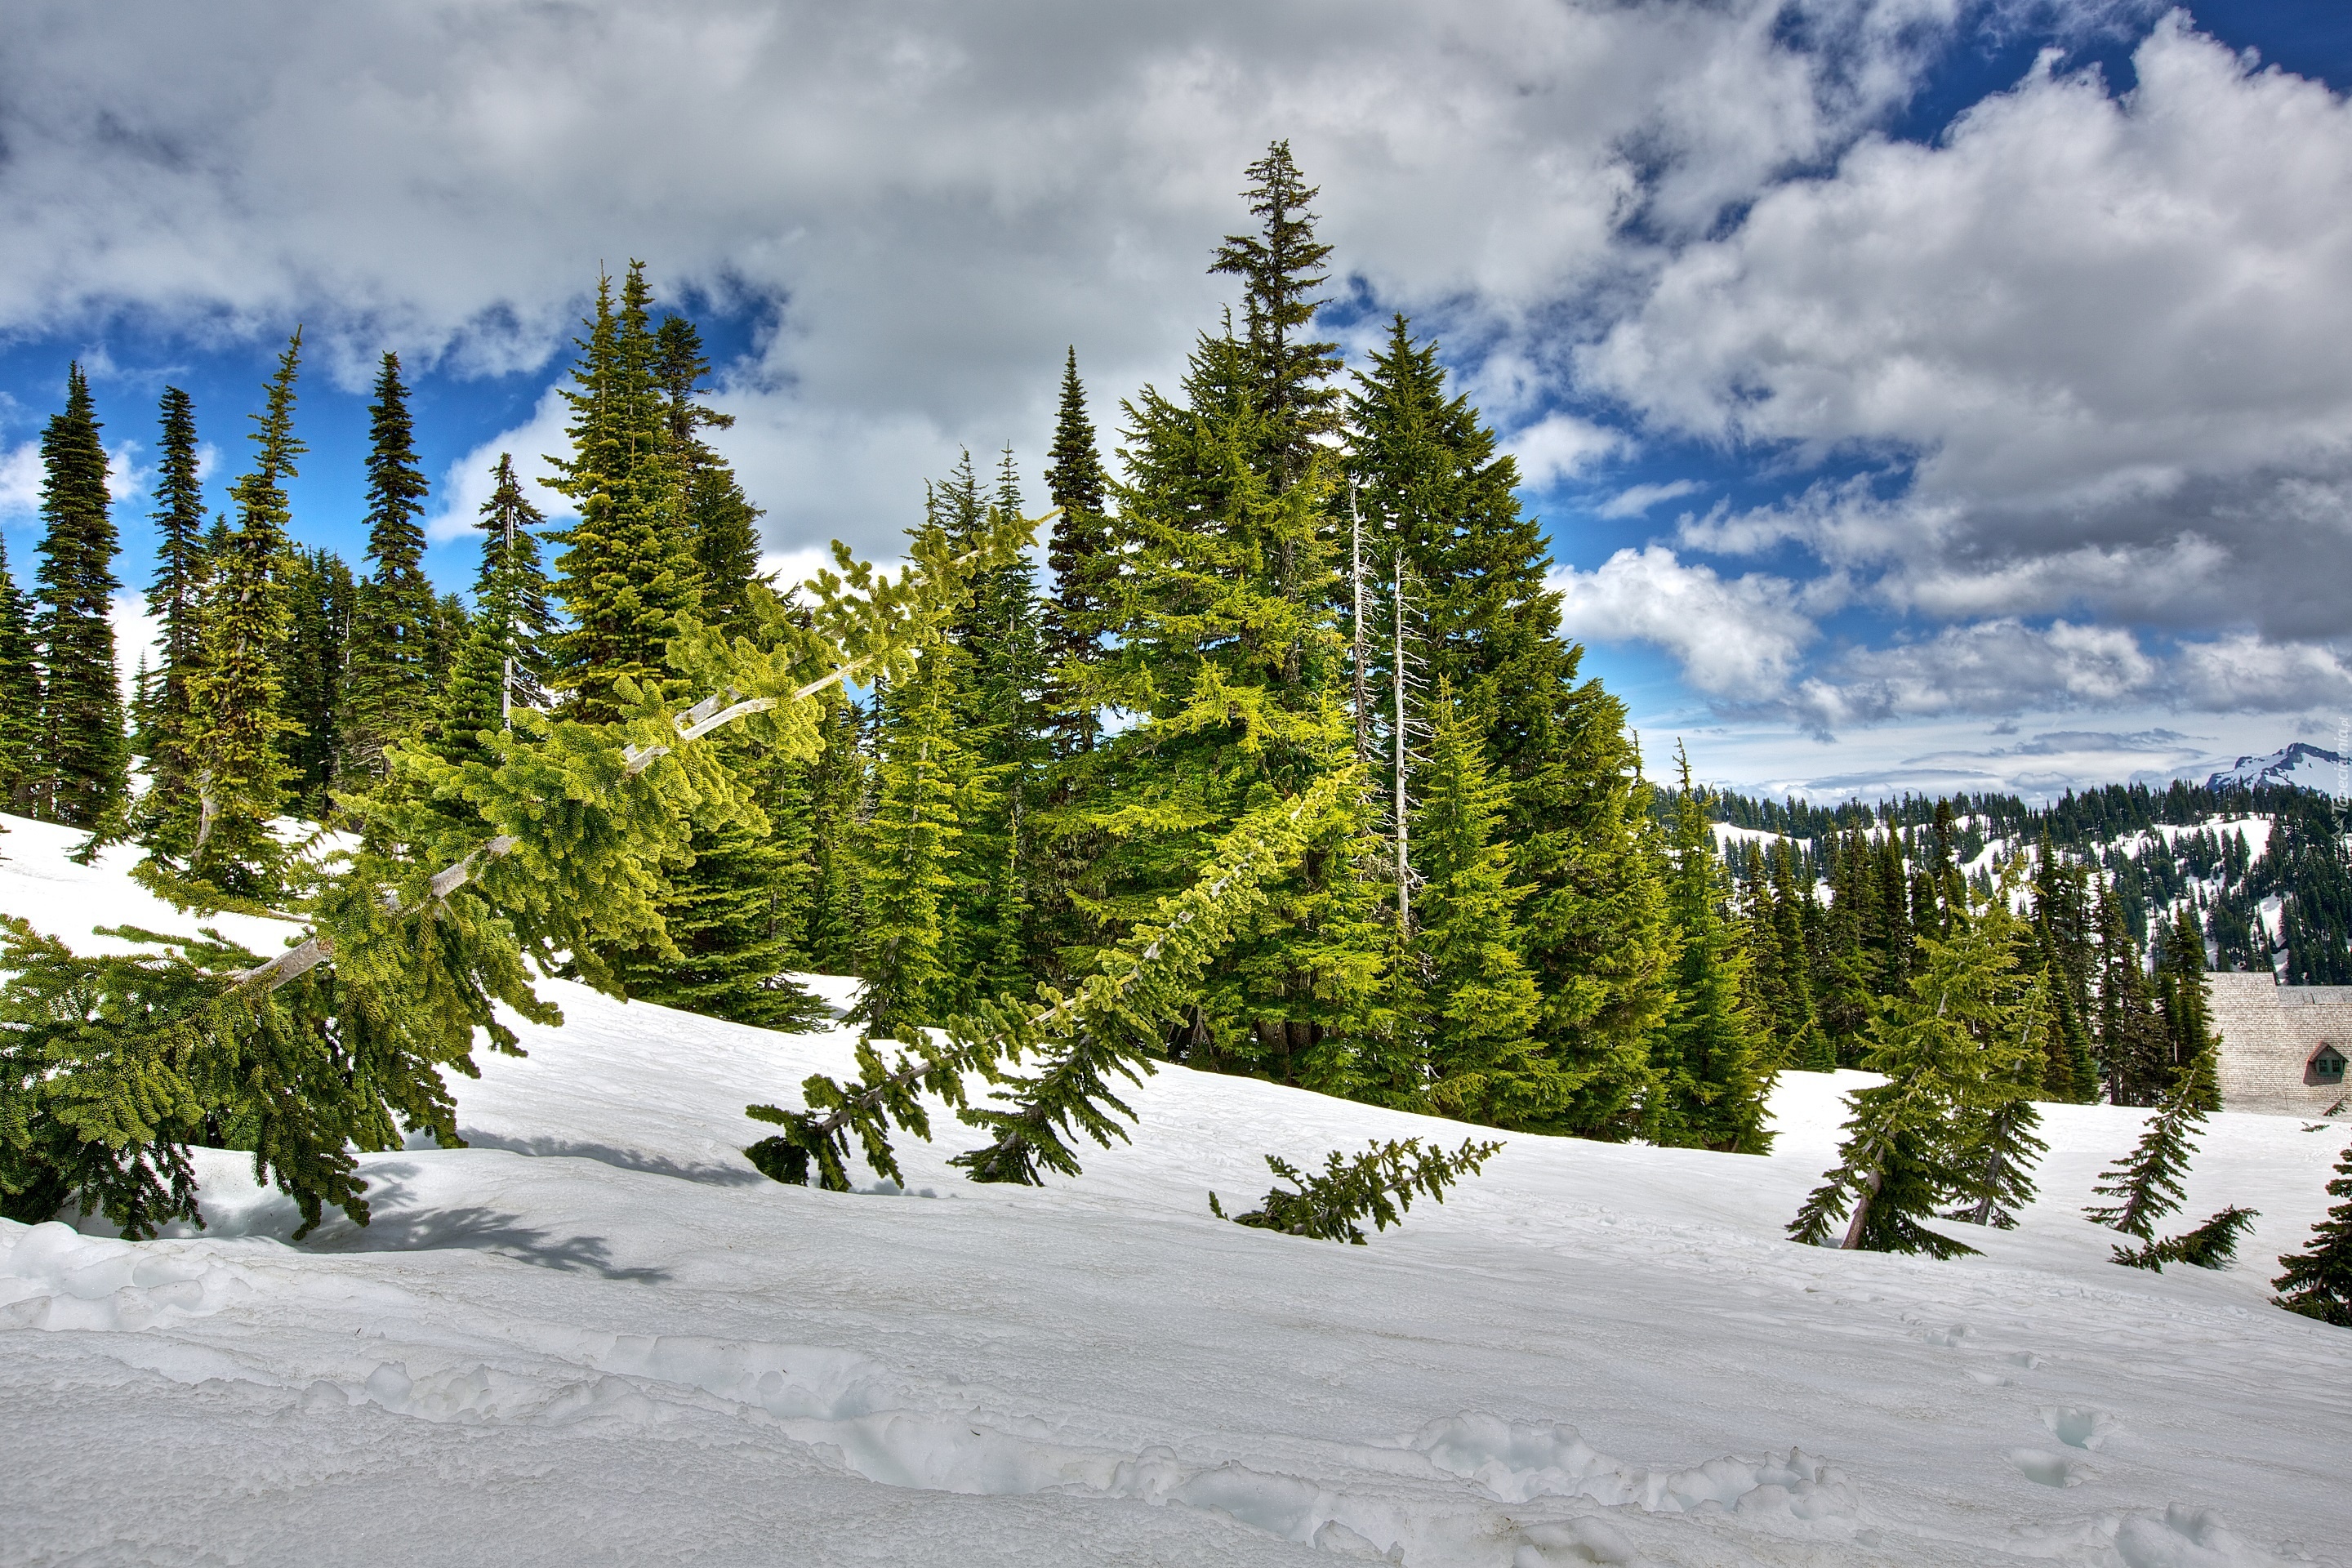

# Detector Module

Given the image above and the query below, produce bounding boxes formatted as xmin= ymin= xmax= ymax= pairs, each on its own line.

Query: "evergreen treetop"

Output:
xmin=2272 ymin=1142 xmax=2352 ymax=1325
xmin=143 ymin=385 xmax=207 ymax=793
xmin=342 ymin=353 xmax=436 ymax=777
xmin=1209 ymin=140 xmax=1343 ymax=490
xmin=2084 ymin=1061 xmax=2211 ymax=1240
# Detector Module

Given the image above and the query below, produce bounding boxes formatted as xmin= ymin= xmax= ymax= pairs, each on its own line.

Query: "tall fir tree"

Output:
xmin=1406 ymin=683 xmax=1554 ymax=1127
xmin=851 ymin=642 xmax=969 ymax=1037
xmin=2032 ymin=844 xmax=2101 ymax=1102
xmin=280 ymin=547 xmax=355 ymax=817
xmin=167 ymin=331 xmax=305 ymax=896
xmin=428 ymin=454 xmax=557 ymax=767
xmin=2096 ymin=874 xmax=2170 ymax=1105
xmin=801 ymin=693 xmax=869 ymax=974
xmin=1209 ymin=139 xmax=1343 ymax=497
xmin=2156 ymin=906 xmax=2221 ymax=1110
xmin=1041 ymin=347 xmax=1113 ymax=758
xmin=341 ymin=354 xmax=436 ymax=779
xmin=1648 ymin=746 xmax=1772 ymax=1153
xmin=0 ymin=530 xmax=40 ymax=815
xmin=548 ymin=265 xmax=697 ymax=721
xmin=140 ymin=385 xmax=207 ymax=801
xmin=1348 ymin=313 xmax=1672 ymax=1136
xmin=32 ymin=363 xmax=128 ymax=828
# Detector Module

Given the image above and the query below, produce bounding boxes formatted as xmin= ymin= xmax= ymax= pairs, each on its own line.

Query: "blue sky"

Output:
xmin=2 ymin=1 xmax=2347 ymax=803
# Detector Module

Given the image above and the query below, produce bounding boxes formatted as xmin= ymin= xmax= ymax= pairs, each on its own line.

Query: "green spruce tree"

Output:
xmin=1041 ymin=347 xmax=1112 ymax=758
xmin=2272 ymin=1142 xmax=2352 ymax=1325
xmin=2084 ymin=1057 xmax=2212 ymax=1240
xmin=32 ymin=363 xmax=128 ymax=828
xmin=281 ymin=547 xmax=354 ymax=817
xmin=852 ymin=639 xmax=971 ymax=1038
xmin=167 ymin=332 xmax=306 ymax=897
xmin=2156 ymin=906 xmax=2221 ymax=1110
xmin=1648 ymin=746 xmax=1772 ymax=1153
xmin=341 ymin=354 xmax=436 ymax=779
xmin=139 ymin=385 xmax=207 ymax=804
xmin=0 ymin=531 xmax=40 ymax=815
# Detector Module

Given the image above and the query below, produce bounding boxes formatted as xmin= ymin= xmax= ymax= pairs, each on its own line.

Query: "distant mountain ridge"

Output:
xmin=2203 ymin=742 xmax=2344 ymax=795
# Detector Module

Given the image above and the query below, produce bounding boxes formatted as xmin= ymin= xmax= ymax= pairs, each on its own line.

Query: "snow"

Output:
xmin=6 ymin=820 xmax=2352 ymax=1566
xmin=2203 ymin=745 xmax=2345 ymax=798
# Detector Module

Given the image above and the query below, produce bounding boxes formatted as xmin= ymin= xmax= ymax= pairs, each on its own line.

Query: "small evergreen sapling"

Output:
xmin=1209 ymin=1136 xmax=1502 ymax=1244
xmin=2084 ymin=1058 xmax=2212 ymax=1239
xmin=2271 ymin=1143 xmax=2352 ymax=1325
xmin=2112 ymin=1205 xmax=2258 ymax=1272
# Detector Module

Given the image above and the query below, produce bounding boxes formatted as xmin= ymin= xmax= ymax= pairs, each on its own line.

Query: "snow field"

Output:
xmin=3 ymin=817 xmax=2351 ymax=1566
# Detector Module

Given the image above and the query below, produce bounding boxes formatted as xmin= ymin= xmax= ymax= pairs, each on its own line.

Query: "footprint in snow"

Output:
xmin=1920 ymin=1323 xmax=1970 ymax=1348
xmin=2039 ymin=1407 xmax=2120 ymax=1451
xmin=2007 ymin=1447 xmax=2095 ymax=1488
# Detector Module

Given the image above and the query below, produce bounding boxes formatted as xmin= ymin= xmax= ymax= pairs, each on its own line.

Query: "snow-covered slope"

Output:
xmin=4 ymin=826 xmax=2350 ymax=1566
xmin=2203 ymin=742 xmax=2344 ymax=796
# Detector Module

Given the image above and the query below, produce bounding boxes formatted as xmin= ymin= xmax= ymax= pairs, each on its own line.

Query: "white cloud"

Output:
xmin=1586 ymin=15 xmax=2352 ymax=642
xmin=1595 ymin=479 xmax=1704 ymax=519
xmin=0 ymin=443 xmax=38 ymax=518
xmin=1506 ymin=412 xmax=1628 ymax=490
xmin=427 ymin=384 xmax=577 ymax=543
xmin=109 ymin=590 xmax=160 ymax=703
xmin=1548 ymin=546 xmax=1825 ymax=699
xmin=0 ymin=0 xmax=1979 ymax=557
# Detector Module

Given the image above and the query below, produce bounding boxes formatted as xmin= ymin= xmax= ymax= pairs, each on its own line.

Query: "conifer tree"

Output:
xmin=2096 ymin=875 xmax=2169 ymax=1105
xmin=2032 ymin=845 xmax=2100 ymax=1102
xmin=1789 ymin=878 xmax=2024 ymax=1258
xmin=33 ymin=363 xmax=128 ymax=828
xmin=166 ymin=332 xmax=306 ymax=897
xmin=2156 ymin=906 xmax=2221 ymax=1110
xmin=1347 ymin=312 xmax=1672 ymax=1135
xmin=654 ymin=312 xmax=766 ymax=627
xmin=0 ymin=532 xmax=40 ymax=814
xmin=801 ymin=693 xmax=868 ymax=973
xmin=2273 ymin=1142 xmax=2352 ymax=1325
xmin=1210 ymin=139 xmax=1343 ymax=495
xmin=140 ymin=386 xmax=207 ymax=802
xmin=1041 ymin=347 xmax=1112 ymax=758
xmin=852 ymin=643 xmax=969 ymax=1037
xmin=1948 ymin=973 xmax=2050 ymax=1228
xmin=341 ymin=354 xmax=436 ymax=779
xmin=548 ymin=265 xmax=697 ymax=721
xmin=1405 ymin=684 xmax=1553 ymax=1126
xmin=2084 ymin=1058 xmax=2212 ymax=1240
xmin=280 ymin=547 xmax=355 ymax=817
xmin=1649 ymin=746 xmax=1771 ymax=1153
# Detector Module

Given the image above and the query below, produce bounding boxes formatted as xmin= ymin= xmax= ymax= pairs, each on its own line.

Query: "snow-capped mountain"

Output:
xmin=2203 ymin=742 xmax=2345 ymax=795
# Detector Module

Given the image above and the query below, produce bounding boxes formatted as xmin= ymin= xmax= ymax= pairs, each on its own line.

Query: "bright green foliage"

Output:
xmin=281 ymin=547 xmax=355 ymax=817
xmin=2114 ymin=1205 xmax=2257 ymax=1272
xmin=7 ymin=492 xmax=1040 ymax=1236
xmin=800 ymin=693 xmax=867 ymax=973
xmin=2156 ymin=906 xmax=2221 ymax=1109
xmin=746 ymin=770 xmax=1357 ymax=1192
xmin=1946 ymin=974 xmax=2051 ymax=1228
xmin=1041 ymin=347 xmax=1112 ymax=758
xmin=2272 ymin=1143 xmax=2352 ymax=1325
xmin=33 ymin=363 xmax=128 ymax=828
xmin=138 ymin=386 xmax=207 ymax=803
xmin=656 ymin=312 xmax=766 ymax=629
xmin=1209 ymin=1135 xmax=1502 ymax=1245
xmin=1405 ymin=684 xmax=1555 ymax=1127
xmin=549 ymin=265 xmax=698 ymax=721
xmin=1790 ymin=876 xmax=2030 ymax=1258
xmin=1748 ymin=842 xmax=1830 ymax=1071
xmin=1345 ymin=313 xmax=1671 ymax=1134
xmin=0 ymin=530 xmax=41 ymax=814
xmin=341 ymin=354 xmax=437 ymax=779
xmin=163 ymin=332 xmax=307 ymax=898
xmin=1649 ymin=746 xmax=1772 ymax=1153
xmin=2084 ymin=1060 xmax=2212 ymax=1239
xmin=849 ymin=640 xmax=972 ymax=1038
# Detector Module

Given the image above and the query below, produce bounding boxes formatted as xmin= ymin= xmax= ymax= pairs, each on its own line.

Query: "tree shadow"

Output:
xmin=454 ymin=1131 xmax=769 ymax=1188
xmin=304 ymin=1201 xmax=672 ymax=1283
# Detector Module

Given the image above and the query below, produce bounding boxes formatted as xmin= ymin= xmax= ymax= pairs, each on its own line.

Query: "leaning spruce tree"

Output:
xmin=2273 ymin=1142 xmax=2352 ymax=1325
xmin=2 ymin=501 xmax=1045 ymax=1236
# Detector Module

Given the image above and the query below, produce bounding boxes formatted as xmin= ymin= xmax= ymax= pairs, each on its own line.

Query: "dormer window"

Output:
xmin=2312 ymin=1044 xmax=2347 ymax=1083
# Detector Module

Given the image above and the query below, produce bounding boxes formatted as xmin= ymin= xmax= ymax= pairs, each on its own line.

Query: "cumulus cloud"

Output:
xmin=0 ymin=443 xmax=38 ymax=518
xmin=1549 ymin=546 xmax=1828 ymax=699
xmin=1588 ymin=16 xmax=2352 ymax=649
xmin=0 ymin=0 xmax=1979 ymax=557
xmin=1506 ymin=412 xmax=1628 ymax=489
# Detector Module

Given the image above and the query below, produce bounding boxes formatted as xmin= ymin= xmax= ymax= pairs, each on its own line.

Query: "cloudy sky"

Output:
xmin=2 ymin=0 xmax=2348 ymax=803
